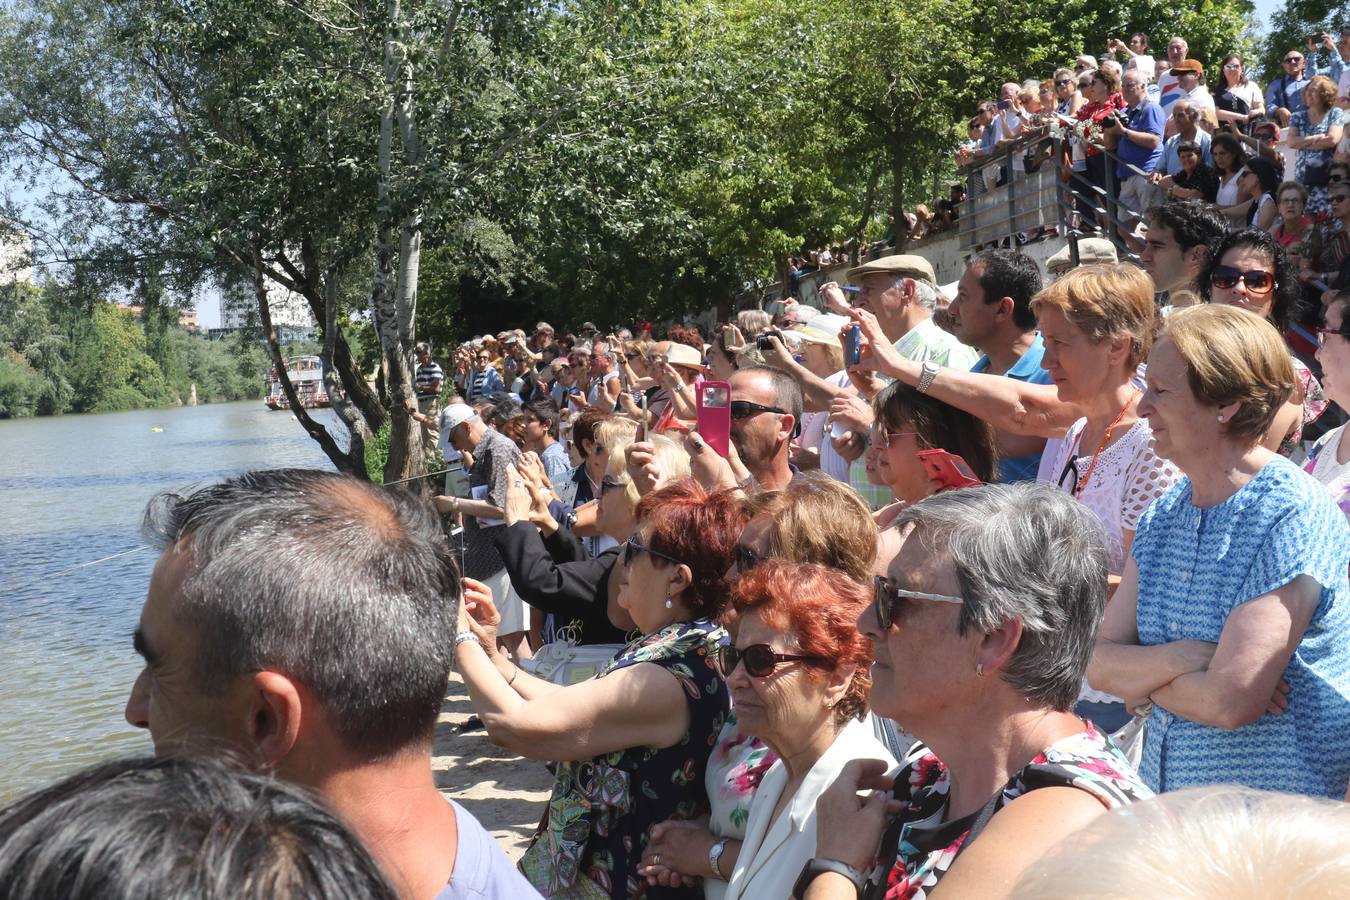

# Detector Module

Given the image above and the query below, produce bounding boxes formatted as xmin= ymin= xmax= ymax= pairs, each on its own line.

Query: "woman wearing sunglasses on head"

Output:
xmin=457 ymin=479 xmax=747 ymax=899
xmin=641 ymin=474 xmax=904 ymax=899
xmin=799 ymin=484 xmax=1150 ymax=900
xmin=1090 ymin=305 xmax=1350 ymax=799
xmin=642 ymin=561 xmax=894 ymax=900
xmin=1200 ymin=229 xmax=1326 ymax=456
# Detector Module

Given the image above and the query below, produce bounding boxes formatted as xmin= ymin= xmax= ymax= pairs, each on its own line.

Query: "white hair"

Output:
xmin=910 ymin=278 xmax=939 ymax=310
xmin=1014 ymin=786 xmax=1350 ymax=899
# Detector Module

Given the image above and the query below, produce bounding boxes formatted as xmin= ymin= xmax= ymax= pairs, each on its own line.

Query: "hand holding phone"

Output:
xmin=843 ymin=325 xmax=862 ymax=368
xmin=696 ymin=382 xmax=732 ymax=458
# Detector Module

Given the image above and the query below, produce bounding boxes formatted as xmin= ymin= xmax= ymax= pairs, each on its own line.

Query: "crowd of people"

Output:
xmin=955 ymin=29 xmax=1350 ymax=271
xmin=7 ymin=27 xmax=1350 ymax=900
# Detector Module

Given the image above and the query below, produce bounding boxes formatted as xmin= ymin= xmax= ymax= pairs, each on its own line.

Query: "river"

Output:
xmin=0 ymin=400 xmax=341 ymax=802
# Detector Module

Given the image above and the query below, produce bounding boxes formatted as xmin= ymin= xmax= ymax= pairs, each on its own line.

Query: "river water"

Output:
xmin=0 ymin=401 xmax=340 ymax=802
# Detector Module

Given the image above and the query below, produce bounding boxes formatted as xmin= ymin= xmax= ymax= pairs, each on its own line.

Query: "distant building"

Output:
xmin=210 ymin=274 xmax=316 ymax=343
xmin=0 ymin=225 xmax=33 ymax=285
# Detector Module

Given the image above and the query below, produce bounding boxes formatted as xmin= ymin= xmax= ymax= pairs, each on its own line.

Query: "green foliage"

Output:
xmin=364 ymin=423 xmax=391 ymax=484
xmin=1262 ymin=2 xmax=1348 ymax=84
xmin=0 ymin=350 xmax=48 ymax=417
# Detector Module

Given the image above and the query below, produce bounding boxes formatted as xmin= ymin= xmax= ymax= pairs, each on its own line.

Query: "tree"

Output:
xmin=1262 ymin=1 xmax=1349 ymax=83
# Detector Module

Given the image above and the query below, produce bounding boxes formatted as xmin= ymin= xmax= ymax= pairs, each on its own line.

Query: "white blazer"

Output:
xmin=721 ymin=716 xmax=897 ymax=900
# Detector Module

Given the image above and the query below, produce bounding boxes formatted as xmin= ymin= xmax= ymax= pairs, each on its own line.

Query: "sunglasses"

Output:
xmin=715 ymin=643 xmax=823 ymax=679
xmin=1331 ymin=175 xmax=1348 ymax=182
xmin=622 ymin=537 xmax=683 ymax=567
xmin=1055 ymin=79 xmax=1073 ymax=86
xmin=1211 ymin=266 xmax=1274 ymax=294
xmin=600 ymin=477 xmax=626 ymax=495
xmin=729 ymin=400 xmax=787 ymax=419
xmin=874 ymin=575 xmax=964 ymax=630
xmin=1223 ymin=63 xmax=1241 ymax=70
xmin=1284 ymin=57 xmax=1303 ymax=64
xmin=734 ymin=543 xmax=761 ymax=572
xmin=869 ymin=429 xmax=919 ymax=451
xmin=1331 ymin=195 xmax=1350 ymax=204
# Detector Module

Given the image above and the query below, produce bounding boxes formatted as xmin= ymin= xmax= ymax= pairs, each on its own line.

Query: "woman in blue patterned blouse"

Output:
xmin=1090 ymin=304 xmax=1350 ymax=798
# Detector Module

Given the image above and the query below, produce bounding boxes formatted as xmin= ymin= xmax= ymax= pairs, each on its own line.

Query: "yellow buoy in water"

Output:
xmin=150 ymin=427 xmax=163 ymax=432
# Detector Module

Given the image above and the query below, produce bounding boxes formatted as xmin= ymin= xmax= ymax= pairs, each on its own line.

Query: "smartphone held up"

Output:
xmin=696 ymin=381 xmax=732 ymax=458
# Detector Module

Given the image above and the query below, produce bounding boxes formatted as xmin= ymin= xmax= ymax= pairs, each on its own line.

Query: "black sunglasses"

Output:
xmin=1057 ymin=454 xmax=1080 ymax=494
xmin=1284 ymin=57 xmax=1303 ymax=63
xmin=874 ymin=575 xmax=964 ymax=630
xmin=600 ymin=477 xmax=626 ymax=494
xmin=715 ymin=643 xmax=823 ymax=678
xmin=1210 ymin=266 xmax=1274 ymax=294
xmin=622 ymin=537 xmax=682 ymax=567
xmin=1055 ymin=79 xmax=1073 ymax=86
xmin=729 ymin=400 xmax=787 ymax=419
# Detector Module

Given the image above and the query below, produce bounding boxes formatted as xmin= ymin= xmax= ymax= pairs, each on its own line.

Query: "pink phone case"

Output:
xmin=697 ymin=382 xmax=732 ymax=458
xmin=916 ymin=449 xmax=983 ymax=490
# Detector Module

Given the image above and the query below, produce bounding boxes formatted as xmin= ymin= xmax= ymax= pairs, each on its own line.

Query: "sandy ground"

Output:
xmin=432 ymin=671 xmax=552 ymax=861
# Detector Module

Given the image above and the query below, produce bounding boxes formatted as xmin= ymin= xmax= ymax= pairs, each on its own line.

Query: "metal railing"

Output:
xmin=956 ymin=127 xmax=1151 ymax=258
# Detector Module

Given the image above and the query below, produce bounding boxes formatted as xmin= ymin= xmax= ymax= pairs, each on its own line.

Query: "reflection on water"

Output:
xmin=0 ymin=401 xmax=340 ymax=801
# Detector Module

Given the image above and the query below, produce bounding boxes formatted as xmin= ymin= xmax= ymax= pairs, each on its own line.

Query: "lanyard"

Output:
xmin=1070 ymin=390 xmax=1141 ymax=499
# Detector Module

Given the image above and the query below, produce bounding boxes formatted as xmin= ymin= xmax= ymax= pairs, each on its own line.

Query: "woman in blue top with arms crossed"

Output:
xmin=1090 ymin=304 xmax=1350 ymax=799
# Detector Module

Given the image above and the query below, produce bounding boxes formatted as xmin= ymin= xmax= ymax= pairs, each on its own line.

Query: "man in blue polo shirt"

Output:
xmin=1104 ymin=68 xmax=1165 ymax=240
xmin=945 ymin=249 xmax=1050 ymax=482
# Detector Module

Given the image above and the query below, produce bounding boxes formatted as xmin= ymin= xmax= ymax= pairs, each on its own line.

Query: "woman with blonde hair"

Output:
xmin=1090 ymin=304 xmax=1350 ymax=798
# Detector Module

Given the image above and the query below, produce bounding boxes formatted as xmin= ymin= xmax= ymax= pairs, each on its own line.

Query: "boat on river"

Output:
xmin=264 ymin=356 xmax=334 ymax=409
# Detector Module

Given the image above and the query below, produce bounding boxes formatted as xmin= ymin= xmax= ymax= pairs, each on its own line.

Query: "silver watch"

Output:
xmin=916 ymin=360 xmax=941 ymax=394
xmin=709 ymin=837 xmax=729 ymax=880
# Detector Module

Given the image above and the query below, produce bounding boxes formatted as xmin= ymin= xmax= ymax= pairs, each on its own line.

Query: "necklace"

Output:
xmin=1070 ymin=389 xmax=1141 ymax=499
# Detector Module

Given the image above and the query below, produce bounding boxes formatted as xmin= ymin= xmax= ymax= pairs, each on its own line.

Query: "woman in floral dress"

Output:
xmin=456 ymin=479 xmax=747 ymax=899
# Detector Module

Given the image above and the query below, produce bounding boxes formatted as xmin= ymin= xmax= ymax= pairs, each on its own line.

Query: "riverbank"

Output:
xmin=433 ymin=671 xmax=551 ymax=859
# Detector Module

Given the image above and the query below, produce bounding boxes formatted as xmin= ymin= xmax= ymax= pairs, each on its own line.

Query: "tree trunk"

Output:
xmin=372 ymin=0 xmax=423 ymax=484
xmin=853 ymin=157 xmax=881 ymax=251
xmin=321 ymin=265 xmax=370 ymax=478
xmin=253 ymin=249 xmax=359 ymax=474
xmin=889 ymin=144 xmax=908 ymax=250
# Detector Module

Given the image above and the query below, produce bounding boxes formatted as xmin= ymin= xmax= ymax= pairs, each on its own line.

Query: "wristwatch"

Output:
xmin=708 ymin=837 xmax=729 ymax=880
xmin=916 ymin=360 xmax=941 ymax=395
xmin=792 ymin=858 xmax=866 ymax=899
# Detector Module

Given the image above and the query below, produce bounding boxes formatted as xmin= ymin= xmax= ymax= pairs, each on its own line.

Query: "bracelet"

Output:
xmin=451 ymin=497 xmax=461 ymax=517
xmin=507 ymin=665 xmax=519 ymax=686
xmin=452 ymin=630 xmax=479 ymax=649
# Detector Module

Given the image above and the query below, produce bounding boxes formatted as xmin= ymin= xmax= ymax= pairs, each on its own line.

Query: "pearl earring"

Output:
xmin=1217 ymin=414 xmax=1226 ymax=423
xmin=664 ymin=592 xmax=673 ymax=610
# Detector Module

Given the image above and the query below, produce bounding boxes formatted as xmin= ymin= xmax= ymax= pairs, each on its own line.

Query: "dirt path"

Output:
xmin=432 ymin=671 xmax=552 ymax=860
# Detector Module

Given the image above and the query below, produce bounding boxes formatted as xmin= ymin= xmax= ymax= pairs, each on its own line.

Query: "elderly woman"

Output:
xmin=852 ymin=264 xmax=1180 ymax=579
xmin=457 ymin=480 xmax=748 ymax=898
xmin=639 ymin=474 xmax=889 ymax=899
xmin=1089 ymin=305 xmax=1350 ymax=798
xmin=797 ymin=484 xmax=1151 ymax=900
xmin=1289 ymin=75 xmax=1346 ymax=217
xmin=1271 ymin=181 xmax=1319 ymax=271
xmin=642 ymin=562 xmax=892 ymax=900
xmin=1305 ymin=290 xmax=1350 ymax=518
xmin=1199 ymin=228 xmax=1325 ymax=454
xmin=1303 ymin=180 xmax=1350 ymax=305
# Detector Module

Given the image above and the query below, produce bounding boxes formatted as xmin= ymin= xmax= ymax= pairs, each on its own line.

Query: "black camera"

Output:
xmin=756 ymin=330 xmax=784 ymax=350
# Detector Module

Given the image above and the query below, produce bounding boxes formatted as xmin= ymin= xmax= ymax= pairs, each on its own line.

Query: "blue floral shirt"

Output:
xmin=1133 ymin=457 xmax=1350 ymax=797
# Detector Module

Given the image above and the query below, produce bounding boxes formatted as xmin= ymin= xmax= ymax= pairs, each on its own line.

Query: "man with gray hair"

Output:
xmin=126 ymin=469 xmax=540 ymax=899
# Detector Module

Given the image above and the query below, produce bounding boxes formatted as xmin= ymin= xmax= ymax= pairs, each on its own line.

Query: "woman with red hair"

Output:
xmin=640 ymin=560 xmax=897 ymax=900
xmin=456 ymin=479 xmax=747 ymax=899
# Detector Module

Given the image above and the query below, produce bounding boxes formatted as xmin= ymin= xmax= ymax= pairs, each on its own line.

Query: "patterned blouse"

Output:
xmin=1304 ymin=424 xmax=1350 ymax=521
xmin=865 ymin=724 xmax=1150 ymax=899
xmin=1132 ymin=457 xmax=1350 ymax=797
xmin=518 ymin=620 xmax=729 ymax=899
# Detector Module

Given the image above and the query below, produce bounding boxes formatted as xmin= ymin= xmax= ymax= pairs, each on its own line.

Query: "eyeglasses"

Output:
xmin=869 ymin=429 xmax=919 ymax=450
xmin=1210 ymin=266 xmax=1274 ymax=294
xmin=714 ymin=643 xmax=824 ymax=679
xmin=1223 ymin=63 xmax=1241 ymax=70
xmin=874 ymin=575 xmax=964 ymax=630
xmin=734 ymin=543 xmax=761 ymax=572
xmin=729 ymin=400 xmax=787 ymax=419
xmin=622 ymin=537 xmax=683 ymax=567
xmin=1331 ymin=175 xmax=1348 ymax=182
xmin=1284 ymin=57 xmax=1303 ymax=64
xmin=1318 ymin=328 xmax=1346 ymax=345
xmin=600 ymin=477 xmax=626 ymax=495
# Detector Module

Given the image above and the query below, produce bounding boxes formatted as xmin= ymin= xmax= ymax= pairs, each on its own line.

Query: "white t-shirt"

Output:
xmin=1184 ymin=85 xmax=1215 ymax=111
xmin=1307 ymin=424 xmax=1350 ymax=522
xmin=1227 ymin=80 xmax=1264 ymax=113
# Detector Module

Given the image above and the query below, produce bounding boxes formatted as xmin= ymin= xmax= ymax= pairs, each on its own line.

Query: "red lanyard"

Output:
xmin=1071 ymin=390 xmax=1140 ymax=499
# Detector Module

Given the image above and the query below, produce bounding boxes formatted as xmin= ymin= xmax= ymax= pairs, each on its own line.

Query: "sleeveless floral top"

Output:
xmin=865 ymin=723 xmax=1151 ymax=900
xmin=518 ymin=619 xmax=729 ymax=899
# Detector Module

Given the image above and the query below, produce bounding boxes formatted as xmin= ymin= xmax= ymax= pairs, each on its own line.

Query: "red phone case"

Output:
xmin=916 ymin=449 xmax=983 ymax=490
xmin=697 ymin=381 xmax=732 ymax=458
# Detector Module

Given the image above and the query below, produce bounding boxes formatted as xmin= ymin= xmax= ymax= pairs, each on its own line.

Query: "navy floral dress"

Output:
xmin=518 ymin=619 xmax=728 ymax=899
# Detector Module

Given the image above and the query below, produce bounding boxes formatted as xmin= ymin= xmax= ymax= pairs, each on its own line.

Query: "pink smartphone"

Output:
xmin=697 ymin=381 xmax=732 ymax=458
xmin=917 ymin=449 xmax=983 ymax=491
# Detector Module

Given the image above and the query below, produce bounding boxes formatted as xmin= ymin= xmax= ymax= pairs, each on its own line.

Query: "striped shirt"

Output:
xmin=415 ymin=361 xmax=444 ymax=399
